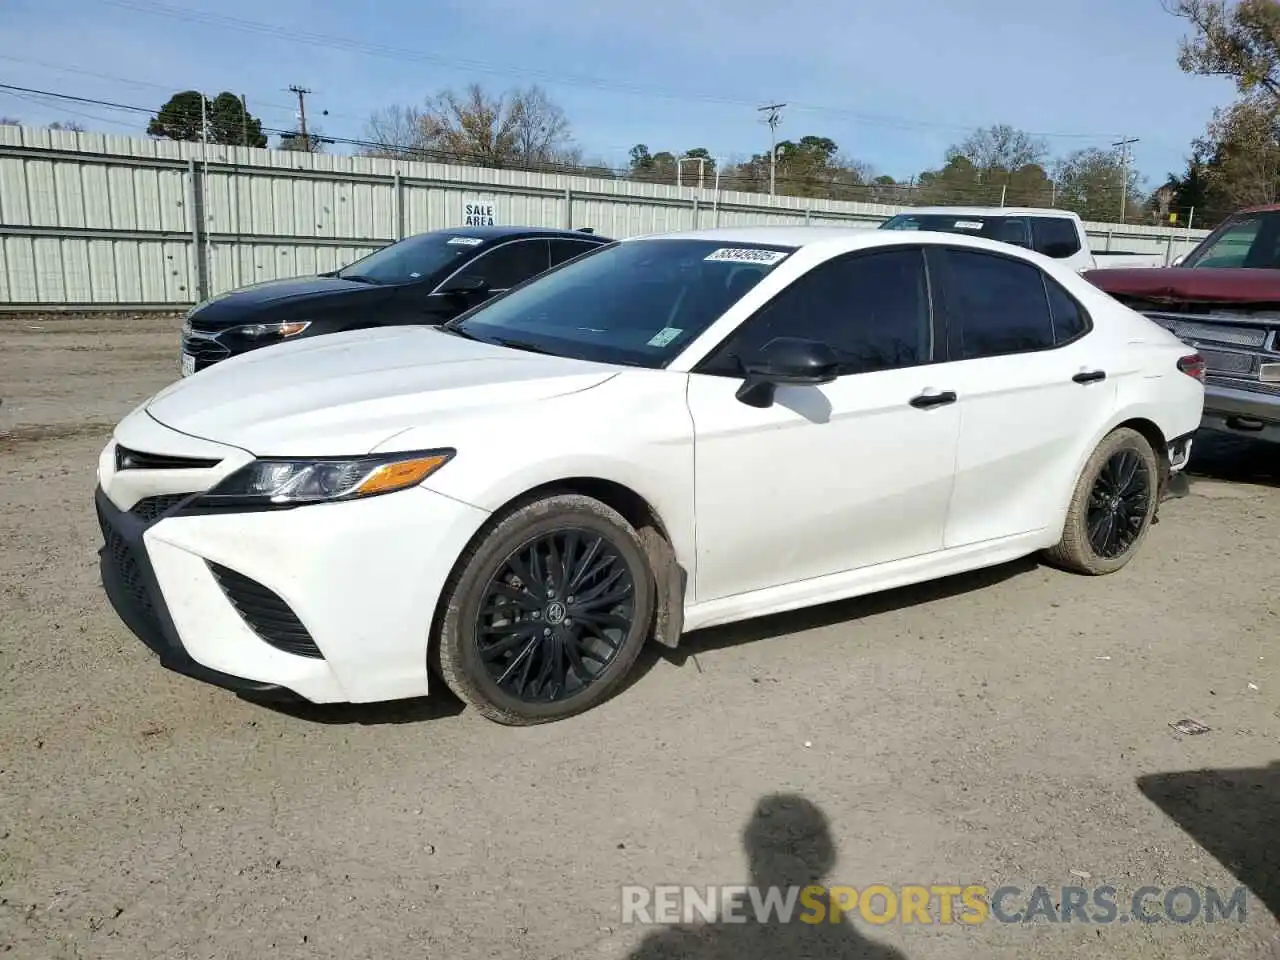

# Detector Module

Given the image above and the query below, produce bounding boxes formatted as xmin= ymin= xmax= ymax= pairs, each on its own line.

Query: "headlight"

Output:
xmin=228 ymin=321 xmax=312 ymax=340
xmin=195 ymin=449 xmax=455 ymax=507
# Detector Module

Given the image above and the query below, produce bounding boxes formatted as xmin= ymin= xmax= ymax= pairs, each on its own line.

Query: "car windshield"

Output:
xmin=336 ymin=232 xmax=484 ymax=284
xmin=880 ymin=213 xmax=1032 ymax=246
xmin=445 ymin=238 xmax=796 ymax=368
xmin=1181 ymin=212 xmax=1280 ymax=269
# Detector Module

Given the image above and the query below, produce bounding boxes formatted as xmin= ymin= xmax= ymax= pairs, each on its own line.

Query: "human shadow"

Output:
xmin=1137 ymin=762 xmax=1280 ymax=920
xmin=625 ymin=793 xmax=908 ymax=960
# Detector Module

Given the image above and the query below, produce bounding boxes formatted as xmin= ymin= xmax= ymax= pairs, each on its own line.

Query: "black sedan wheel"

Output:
xmin=434 ymin=493 xmax=655 ymax=725
xmin=1044 ymin=427 xmax=1159 ymax=575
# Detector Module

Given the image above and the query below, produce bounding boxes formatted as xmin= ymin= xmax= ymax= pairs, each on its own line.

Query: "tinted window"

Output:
xmin=1183 ymin=214 xmax=1274 ymax=268
xmin=702 ymin=248 xmax=931 ymax=376
xmin=1031 ymin=217 xmax=1082 ymax=258
xmin=1045 ymin=277 xmax=1088 ymax=343
xmin=549 ymin=238 xmax=601 ymax=266
xmin=882 ymin=213 xmax=1014 ymax=245
xmin=336 ymin=232 xmax=480 ymax=284
xmin=448 ymin=239 xmax=795 ymax=368
xmin=942 ymin=249 xmax=1055 ymax=358
xmin=463 ymin=239 xmax=550 ymax=289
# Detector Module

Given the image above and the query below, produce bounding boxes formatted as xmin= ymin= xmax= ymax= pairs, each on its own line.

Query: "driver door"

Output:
xmin=685 ymin=246 xmax=962 ymax=603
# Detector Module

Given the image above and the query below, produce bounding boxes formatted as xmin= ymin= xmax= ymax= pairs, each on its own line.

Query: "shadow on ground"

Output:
xmin=625 ymin=792 xmax=908 ymax=959
xmin=1187 ymin=429 xmax=1279 ymax=488
xmin=654 ymin=555 xmax=1039 ymax=670
xmin=1137 ymin=762 xmax=1280 ymax=920
xmin=242 ymin=692 xmax=465 ymax=725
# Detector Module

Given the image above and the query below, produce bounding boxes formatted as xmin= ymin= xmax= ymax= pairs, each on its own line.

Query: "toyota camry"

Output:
xmin=94 ymin=226 xmax=1205 ymax=725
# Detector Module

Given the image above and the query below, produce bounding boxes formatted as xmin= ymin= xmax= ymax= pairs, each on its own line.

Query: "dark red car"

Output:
xmin=1084 ymin=205 xmax=1280 ymax=445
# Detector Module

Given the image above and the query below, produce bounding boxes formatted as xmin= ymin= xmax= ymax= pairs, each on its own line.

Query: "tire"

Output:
xmin=433 ymin=493 xmax=655 ymax=725
xmin=1043 ymin=427 xmax=1160 ymax=576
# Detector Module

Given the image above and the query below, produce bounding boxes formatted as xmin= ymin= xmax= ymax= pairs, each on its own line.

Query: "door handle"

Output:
xmin=1072 ymin=370 xmax=1107 ymax=384
xmin=909 ymin=390 xmax=957 ymax=409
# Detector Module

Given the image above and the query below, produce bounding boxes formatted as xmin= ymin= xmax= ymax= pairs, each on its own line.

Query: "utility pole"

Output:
xmin=239 ymin=93 xmax=249 ymax=148
xmin=289 ymin=84 xmax=313 ymax=151
xmin=1112 ymin=136 xmax=1139 ymax=222
xmin=758 ymin=102 xmax=785 ymax=196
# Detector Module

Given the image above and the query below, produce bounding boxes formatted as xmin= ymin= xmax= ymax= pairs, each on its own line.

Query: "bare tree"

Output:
xmin=362 ymin=103 xmax=429 ymax=158
xmin=509 ymin=84 xmax=573 ymax=165
xmin=948 ymin=124 xmax=1049 ymax=177
xmin=1197 ymin=92 xmax=1280 ymax=207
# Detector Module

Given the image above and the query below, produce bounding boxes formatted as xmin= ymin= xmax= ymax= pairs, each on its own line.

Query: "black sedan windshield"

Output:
xmin=447 ymin=239 xmax=795 ymax=368
xmin=338 ymin=232 xmax=483 ymax=284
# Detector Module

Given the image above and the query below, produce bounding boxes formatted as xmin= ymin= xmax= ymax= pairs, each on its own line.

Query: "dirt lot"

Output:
xmin=1 ymin=315 xmax=1277 ymax=960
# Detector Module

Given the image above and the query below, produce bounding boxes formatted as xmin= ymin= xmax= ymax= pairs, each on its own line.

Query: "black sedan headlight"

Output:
xmin=225 ymin=321 xmax=312 ymax=341
xmin=195 ymin=449 xmax=455 ymax=508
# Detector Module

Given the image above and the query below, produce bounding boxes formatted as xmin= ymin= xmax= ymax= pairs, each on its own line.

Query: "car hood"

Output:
xmin=189 ymin=275 xmax=393 ymax=323
xmin=144 ymin=327 xmax=621 ymax=455
xmin=1083 ymin=266 xmax=1280 ymax=303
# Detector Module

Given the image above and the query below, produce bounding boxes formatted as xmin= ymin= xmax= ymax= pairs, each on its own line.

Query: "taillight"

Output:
xmin=1177 ymin=353 xmax=1206 ymax=382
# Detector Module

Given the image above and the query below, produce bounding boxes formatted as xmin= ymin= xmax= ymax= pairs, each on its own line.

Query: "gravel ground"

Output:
xmin=1 ymin=314 xmax=1277 ymax=960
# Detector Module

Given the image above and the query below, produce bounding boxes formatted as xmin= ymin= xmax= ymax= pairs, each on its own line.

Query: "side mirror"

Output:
xmin=735 ymin=337 xmax=839 ymax=408
xmin=1171 ymin=254 xmax=1185 ymax=267
xmin=438 ymin=275 xmax=488 ymax=296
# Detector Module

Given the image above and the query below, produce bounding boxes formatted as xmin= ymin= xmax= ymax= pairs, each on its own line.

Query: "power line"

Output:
xmin=79 ymin=0 xmax=1132 ymax=141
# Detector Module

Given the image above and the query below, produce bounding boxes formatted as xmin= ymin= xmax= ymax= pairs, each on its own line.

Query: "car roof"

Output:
xmin=886 ymin=206 xmax=1079 ymax=218
xmin=429 ymin=225 xmax=610 ymax=241
xmin=623 ymin=224 xmax=1062 ymax=260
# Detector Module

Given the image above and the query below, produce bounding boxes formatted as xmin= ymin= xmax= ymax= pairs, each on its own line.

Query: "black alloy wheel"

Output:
xmin=1085 ymin=448 xmax=1152 ymax=559
xmin=476 ymin=529 xmax=636 ymax=703
xmin=1043 ymin=426 xmax=1159 ymax=576
xmin=433 ymin=493 xmax=655 ymax=725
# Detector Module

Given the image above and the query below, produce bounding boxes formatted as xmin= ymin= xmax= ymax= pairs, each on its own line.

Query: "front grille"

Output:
xmin=1206 ymin=375 xmax=1280 ymax=397
xmin=116 ymin=445 xmax=221 ymax=472
xmin=129 ymin=494 xmax=192 ymax=524
xmin=1198 ymin=348 xmax=1256 ymax=376
xmin=207 ymin=562 xmax=324 ymax=659
xmin=1168 ymin=321 xmax=1269 ymax=349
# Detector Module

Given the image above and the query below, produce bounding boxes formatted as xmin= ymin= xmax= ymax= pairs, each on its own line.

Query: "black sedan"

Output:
xmin=179 ymin=225 xmax=611 ymax=375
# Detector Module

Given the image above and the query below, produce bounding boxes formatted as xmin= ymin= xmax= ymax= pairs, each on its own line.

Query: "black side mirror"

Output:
xmin=438 ymin=275 xmax=488 ymax=296
xmin=735 ymin=337 xmax=839 ymax=408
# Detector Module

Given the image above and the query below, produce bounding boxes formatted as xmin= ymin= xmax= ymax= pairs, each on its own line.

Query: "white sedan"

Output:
xmin=94 ymin=227 xmax=1205 ymax=724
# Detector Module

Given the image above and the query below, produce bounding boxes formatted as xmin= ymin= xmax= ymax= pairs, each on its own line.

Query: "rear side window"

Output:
xmin=1045 ymin=277 xmax=1088 ymax=343
xmin=465 ymin=239 xmax=550 ymax=290
xmin=1031 ymin=218 xmax=1082 ymax=259
xmin=940 ymin=248 xmax=1056 ymax=358
xmin=549 ymin=238 xmax=601 ymax=267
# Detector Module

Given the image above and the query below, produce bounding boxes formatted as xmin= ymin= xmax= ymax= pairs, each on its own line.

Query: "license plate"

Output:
xmin=180 ymin=352 xmax=195 ymax=377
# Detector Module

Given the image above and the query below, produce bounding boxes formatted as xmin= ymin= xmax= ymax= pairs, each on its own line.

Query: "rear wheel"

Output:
xmin=434 ymin=493 xmax=654 ymax=725
xmin=1044 ymin=427 xmax=1159 ymax=575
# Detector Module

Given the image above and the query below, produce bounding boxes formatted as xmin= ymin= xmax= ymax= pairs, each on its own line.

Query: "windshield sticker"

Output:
xmin=647 ymin=327 xmax=683 ymax=347
xmin=704 ymin=247 xmax=788 ymax=265
xmin=953 ymin=220 xmax=985 ymax=230
xmin=447 ymin=236 xmax=484 ymax=246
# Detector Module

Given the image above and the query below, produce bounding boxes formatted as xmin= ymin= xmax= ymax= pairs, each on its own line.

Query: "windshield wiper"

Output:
xmin=437 ymin=324 xmax=484 ymax=341
xmin=338 ymin=273 xmax=380 ymax=284
xmin=489 ymin=337 xmax=561 ymax=357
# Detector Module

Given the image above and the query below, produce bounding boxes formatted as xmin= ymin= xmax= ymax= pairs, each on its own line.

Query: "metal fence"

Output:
xmin=0 ymin=125 xmax=1213 ymax=310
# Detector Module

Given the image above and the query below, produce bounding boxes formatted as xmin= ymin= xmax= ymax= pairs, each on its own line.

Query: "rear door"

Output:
xmin=928 ymin=245 xmax=1117 ymax=547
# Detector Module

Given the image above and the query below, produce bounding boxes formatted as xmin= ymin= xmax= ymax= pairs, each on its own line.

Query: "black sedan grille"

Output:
xmin=207 ymin=562 xmax=324 ymax=659
xmin=181 ymin=335 xmax=231 ymax=371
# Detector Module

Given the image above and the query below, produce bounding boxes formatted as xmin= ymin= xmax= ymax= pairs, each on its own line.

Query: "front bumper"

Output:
xmin=95 ymin=467 xmax=491 ymax=705
xmin=1201 ymin=379 xmax=1280 ymax=443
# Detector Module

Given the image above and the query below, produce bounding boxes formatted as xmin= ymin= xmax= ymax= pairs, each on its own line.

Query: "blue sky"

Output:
xmin=4 ymin=0 xmax=1242 ymax=187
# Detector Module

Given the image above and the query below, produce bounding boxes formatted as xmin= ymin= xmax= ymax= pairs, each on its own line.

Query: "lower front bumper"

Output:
xmin=95 ymin=487 xmax=300 ymax=701
xmin=1202 ymin=381 xmax=1280 ymax=443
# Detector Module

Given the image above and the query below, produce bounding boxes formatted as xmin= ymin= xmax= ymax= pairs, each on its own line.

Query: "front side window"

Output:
xmin=445 ymin=239 xmax=796 ymax=368
xmin=699 ymin=247 xmax=932 ymax=377
xmin=939 ymin=248 xmax=1055 ymax=358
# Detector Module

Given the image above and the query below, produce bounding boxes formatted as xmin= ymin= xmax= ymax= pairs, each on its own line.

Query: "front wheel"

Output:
xmin=1043 ymin=427 xmax=1159 ymax=575
xmin=433 ymin=493 xmax=655 ymax=725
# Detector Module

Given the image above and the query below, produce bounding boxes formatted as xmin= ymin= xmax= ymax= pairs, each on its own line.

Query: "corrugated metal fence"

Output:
xmin=0 ymin=125 xmax=1213 ymax=310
